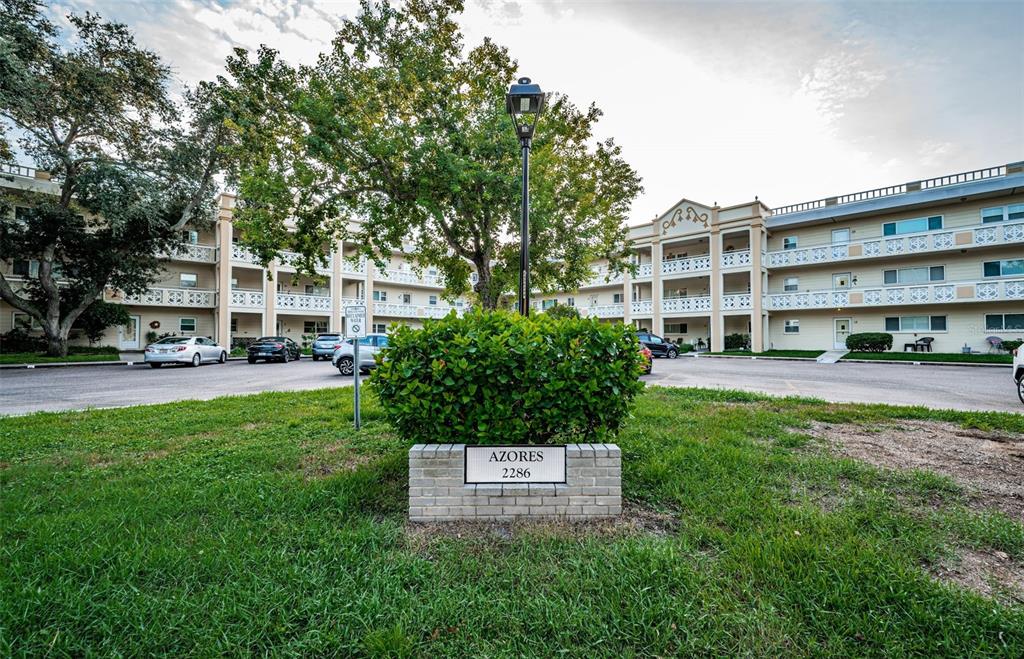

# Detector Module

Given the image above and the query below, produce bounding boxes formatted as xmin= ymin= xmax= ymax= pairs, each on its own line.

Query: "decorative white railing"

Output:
xmin=585 ymin=303 xmax=624 ymax=318
xmin=342 ymin=297 xmax=366 ymax=307
xmin=0 ymin=161 xmax=36 ymax=178
xmin=661 ymin=296 xmax=712 ymax=314
xmin=342 ymin=258 xmax=367 ymax=276
xmin=661 ymin=255 xmax=711 ymax=276
xmin=631 ymin=299 xmax=653 ymax=315
xmin=373 ymin=302 xmax=460 ymax=318
xmin=121 ymin=287 xmax=215 ymax=307
xmin=583 ymin=267 xmax=625 ymax=287
xmin=163 ymin=243 xmax=216 ymax=263
xmin=376 ymin=268 xmax=442 ymax=287
xmin=720 ymin=250 xmax=751 ymax=269
xmin=637 ymin=263 xmax=654 ymax=279
xmin=229 ymin=290 xmax=264 ymax=308
xmin=278 ymin=250 xmax=332 ymax=273
xmin=766 ymin=221 xmax=1024 ymax=268
xmin=766 ymin=278 xmax=1024 ymax=311
xmin=276 ymin=292 xmax=332 ymax=312
xmin=230 ymin=244 xmax=261 ymax=264
xmin=721 ymin=293 xmax=752 ymax=310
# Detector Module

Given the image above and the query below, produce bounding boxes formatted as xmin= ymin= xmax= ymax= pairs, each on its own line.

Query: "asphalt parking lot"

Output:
xmin=1 ymin=355 xmax=1019 ymax=415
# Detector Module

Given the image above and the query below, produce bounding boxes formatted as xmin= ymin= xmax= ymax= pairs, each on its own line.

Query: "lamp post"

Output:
xmin=506 ymin=77 xmax=545 ymax=316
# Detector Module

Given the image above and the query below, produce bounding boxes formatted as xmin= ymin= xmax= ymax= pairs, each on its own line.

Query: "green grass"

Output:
xmin=0 ymin=347 xmax=120 ymax=365
xmin=844 ymin=351 xmax=1013 ymax=364
xmin=1 ymin=388 xmax=1022 ymax=655
xmin=706 ymin=349 xmax=825 ymax=359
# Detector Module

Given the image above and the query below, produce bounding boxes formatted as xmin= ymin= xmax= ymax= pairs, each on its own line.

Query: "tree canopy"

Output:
xmin=221 ymin=0 xmax=642 ymax=309
xmin=0 ymin=0 xmax=228 ymax=355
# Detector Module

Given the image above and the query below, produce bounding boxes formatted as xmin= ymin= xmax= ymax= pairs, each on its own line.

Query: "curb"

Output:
xmin=1 ymin=355 xmax=254 ymax=370
xmin=693 ymin=354 xmax=819 ymax=362
xmin=690 ymin=353 xmax=1011 ymax=367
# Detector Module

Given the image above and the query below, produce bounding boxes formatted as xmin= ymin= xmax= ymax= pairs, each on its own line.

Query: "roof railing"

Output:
xmin=0 ymin=162 xmax=37 ymax=179
xmin=770 ymin=164 xmax=1013 ymax=217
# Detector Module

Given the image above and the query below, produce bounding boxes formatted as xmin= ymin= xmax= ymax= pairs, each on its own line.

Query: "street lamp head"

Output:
xmin=506 ymin=77 xmax=545 ymax=143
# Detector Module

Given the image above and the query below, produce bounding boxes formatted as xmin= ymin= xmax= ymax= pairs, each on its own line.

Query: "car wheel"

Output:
xmin=667 ymin=348 xmax=678 ymax=359
xmin=282 ymin=351 xmax=289 ymax=363
xmin=247 ymin=357 xmax=256 ymax=364
xmin=191 ymin=353 xmax=201 ymax=367
xmin=149 ymin=363 xmax=162 ymax=369
xmin=311 ymin=355 xmax=319 ymax=362
xmin=338 ymin=356 xmax=354 ymax=376
xmin=1018 ymin=374 xmax=1024 ymax=405
xmin=218 ymin=351 xmax=227 ymax=364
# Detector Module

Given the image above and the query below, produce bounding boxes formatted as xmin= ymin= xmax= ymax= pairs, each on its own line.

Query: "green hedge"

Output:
xmin=845 ymin=332 xmax=893 ymax=352
xmin=723 ymin=333 xmax=749 ymax=351
xmin=371 ymin=311 xmax=645 ymax=445
xmin=1001 ymin=339 xmax=1023 ymax=353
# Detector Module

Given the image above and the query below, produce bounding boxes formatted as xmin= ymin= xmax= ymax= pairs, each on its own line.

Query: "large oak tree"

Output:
xmin=221 ymin=0 xmax=642 ymax=309
xmin=0 ymin=0 xmax=228 ymax=355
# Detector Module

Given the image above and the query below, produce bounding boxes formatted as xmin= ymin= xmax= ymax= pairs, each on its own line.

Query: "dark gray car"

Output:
xmin=311 ymin=333 xmax=342 ymax=361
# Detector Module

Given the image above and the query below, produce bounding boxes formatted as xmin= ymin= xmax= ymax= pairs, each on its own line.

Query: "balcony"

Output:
xmin=584 ymin=303 xmax=624 ymax=318
xmin=721 ymin=293 xmax=752 ymax=311
xmin=631 ymin=299 xmax=653 ymax=316
xmin=120 ymin=287 xmax=215 ymax=307
xmin=766 ymin=221 xmax=1024 ymax=269
xmin=581 ymin=266 xmax=625 ymax=288
xmin=373 ymin=302 xmax=461 ymax=318
xmin=229 ymin=290 xmax=264 ymax=309
xmin=376 ymin=268 xmax=442 ymax=288
xmin=276 ymin=292 xmax=332 ymax=313
xmin=661 ymin=255 xmax=711 ymax=277
xmin=230 ymin=244 xmax=261 ymax=265
xmin=342 ymin=258 xmax=367 ymax=277
xmin=636 ymin=263 xmax=654 ymax=279
xmin=162 ymin=242 xmax=216 ymax=263
xmin=661 ymin=296 xmax=712 ymax=315
xmin=720 ymin=250 xmax=752 ymax=269
xmin=765 ymin=278 xmax=1024 ymax=311
xmin=278 ymin=250 xmax=332 ymax=275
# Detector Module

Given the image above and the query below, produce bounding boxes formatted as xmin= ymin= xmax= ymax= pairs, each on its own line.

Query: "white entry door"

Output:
xmin=833 ymin=318 xmax=851 ymax=350
xmin=118 ymin=315 xmax=141 ymax=350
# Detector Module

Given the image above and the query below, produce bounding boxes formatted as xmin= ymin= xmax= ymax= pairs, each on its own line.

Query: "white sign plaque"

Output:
xmin=344 ymin=305 xmax=366 ymax=338
xmin=465 ymin=446 xmax=566 ymax=484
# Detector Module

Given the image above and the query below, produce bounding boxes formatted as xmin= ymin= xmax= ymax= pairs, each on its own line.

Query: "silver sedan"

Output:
xmin=144 ymin=336 xmax=228 ymax=368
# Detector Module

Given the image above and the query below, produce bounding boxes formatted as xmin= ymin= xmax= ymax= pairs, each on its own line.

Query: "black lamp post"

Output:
xmin=506 ymin=77 xmax=545 ymax=316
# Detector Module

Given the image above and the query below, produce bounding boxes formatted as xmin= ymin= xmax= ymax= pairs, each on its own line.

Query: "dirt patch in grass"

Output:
xmin=300 ymin=442 xmax=372 ymax=479
xmin=932 ymin=548 xmax=1024 ymax=605
xmin=801 ymin=420 xmax=1024 ymax=521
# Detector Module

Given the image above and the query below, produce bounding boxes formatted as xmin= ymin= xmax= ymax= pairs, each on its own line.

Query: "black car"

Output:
xmin=637 ymin=331 xmax=679 ymax=359
xmin=247 ymin=336 xmax=302 ymax=363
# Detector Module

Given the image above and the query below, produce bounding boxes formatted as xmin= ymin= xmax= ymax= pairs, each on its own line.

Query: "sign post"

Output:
xmin=344 ymin=305 xmax=367 ymax=429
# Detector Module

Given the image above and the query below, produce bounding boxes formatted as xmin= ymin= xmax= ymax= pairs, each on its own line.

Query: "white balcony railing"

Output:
xmin=661 ymin=255 xmax=711 ymax=276
xmin=230 ymin=244 xmax=261 ymax=265
xmin=661 ymin=296 xmax=712 ymax=314
xmin=720 ymin=250 xmax=752 ymax=269
xmin=637 ymin=263 xmax=654 ymax=279
xmin=121 ymin=287 xmax=215 ymax=307
xmin=342 ymin=258 xmax=367 ymax=277
xmin=631 ymin=299 xmax=653 ymax=315
xmin=279 ymin=250 xmax=332 ymax=274
xmin=767 ymin=221 xmax=1024 ymax=268
xmin=229 ymin=290 xmax=264 ymax=309
xmin=582 ymin=267 xmax=625 ymax=288
xmin=0 ymin=161 xmax=36 ymax=178
xmin=276 ymin=292 xmax=332 ymax=312
xmin=376 ymin=268 xmax=442 ymax=287
xmin=374 ymin=302 xmax=461 ymax=318
xmin=584 ymin=303 xmax=624 ymax=318
xmin=163 ymin=243 xmax=216 ymax=263
xmin=766 ymin=278 xmax=1024 ymax=311
xmin=721 ymin=293 xmax=752 ymax=310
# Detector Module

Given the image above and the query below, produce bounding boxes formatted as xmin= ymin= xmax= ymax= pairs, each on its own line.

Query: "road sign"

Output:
xmin=345 ymin=305 xmax=366 ymax=338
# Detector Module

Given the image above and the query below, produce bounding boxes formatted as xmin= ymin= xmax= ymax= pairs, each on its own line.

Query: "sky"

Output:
xmin=45 ymin=0 xmax=1024 ymax=224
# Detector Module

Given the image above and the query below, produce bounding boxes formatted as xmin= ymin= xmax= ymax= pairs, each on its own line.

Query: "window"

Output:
xmin=613 ymin=293 xmax=623 ymax=304
xmin=981 ymin=204 xmax=1024 ymax=223
xmin=983 ymin=259 xmax=1024 ymax=277
xmin=784 ymin=277 xmax=799 ymax=292
xmin=783 ymin=236 xmax=798 ymax=250
xmin=230 ymin=317 xmax=238 ymax=333
xmin=303 ymin=320 xmax=328 ymax=334
xmin=230 ymin=277 xmax=238 ymax=289
xmin=12 ymin=312 xmax=40 ymax=330
xmin=375 ymin=336 xmax=389 ymax=348
xmin=12 ymin=259 xmax=39 ymax=277
xmin=305 ymin=285 xmax=329 ymax=297
xmin=831 ymin=228 xmax=850 ymax=244
xmin=883 ymin=266 xmax=944 ymax=285
xmin=985 ymin=314 xmax=1024 ymax=331
xmin=883 ymin=215 xmax=942 ymax=236
xmin=784 ymin=320 xmax=800 ymax=334
xmin=181 ymin=230 xmax=199 ymax=244
xmin=401 ymin=293 xmax=412 ymax=304
xmin=567 ymin=297 xmax=575 ymax=307
xmin=665 ymin=323 xmax=688 ymax=334
xmin=179 ymin=273 xmax=198 ymax=289
xmin=179 ymin=317 xmax=197 ymax=333
xmin=884 ymin=315 xmax=947 ymax=332
xmin=372 ymin=323 xmax=387 ymax=334
xmin=542 ymin=299 xmax=557 ymax=310
xmin=428 ymin=295 xmax=438 ymax=306
xmin=372 ymin=290 xmax=387 ymax=302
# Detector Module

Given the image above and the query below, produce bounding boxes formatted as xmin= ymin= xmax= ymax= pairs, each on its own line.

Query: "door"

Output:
xmin=832 ymin=272 xmax=852 ymax=289
xmin=117 ymin=315 xmax=141 ymax=350
xmin=834 ymin=318 xmax=851 ymax=350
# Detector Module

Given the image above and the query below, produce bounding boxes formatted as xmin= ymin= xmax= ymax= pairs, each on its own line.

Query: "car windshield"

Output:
xmin=316 ymin=335 xmax=340 ymax=341
xmin=156 ymin=337 xmax=190 ymax=344
xmin=256 ymin=337 xmax=286 ymax=342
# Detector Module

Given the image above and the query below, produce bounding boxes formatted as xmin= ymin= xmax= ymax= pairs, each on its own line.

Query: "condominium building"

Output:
xmin=2 ymin=160 xmax=1022 ymax=353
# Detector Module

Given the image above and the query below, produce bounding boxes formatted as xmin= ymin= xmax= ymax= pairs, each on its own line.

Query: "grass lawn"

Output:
xmin=706 ymin=349 xmax=825 ymax=359
xmin=844 ymin=351 xmax=1013 ymax=364
xmin=1 ymin=388 xmax=1022 ymax=655
xmin=0 ymin=350 xmax=120 ymax=365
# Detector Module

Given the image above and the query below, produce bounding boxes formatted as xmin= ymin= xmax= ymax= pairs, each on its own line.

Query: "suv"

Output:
xmin=332 ymin=334 xmax=389 ymax=375
xmin=637 ymin=331 xmax=679 ymax=359
xmin=310 ymin=333 xmax=342 ymax=361
xmin=1014 ymin=346 xmax=1023 ymax=405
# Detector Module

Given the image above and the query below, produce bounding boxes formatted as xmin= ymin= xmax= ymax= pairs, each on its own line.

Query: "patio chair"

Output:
xmin=914 ymin=337 xmax=934 ymax=352
xmin=986 ymin=336 xmax=1003 ymax=353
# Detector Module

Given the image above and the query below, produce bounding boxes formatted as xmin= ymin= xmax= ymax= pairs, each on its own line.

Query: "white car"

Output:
xmin=332 ymin=334 xmax=388 ymax=375
xmin=144 ymin=336 xmax=227 ymax=368
xmin=1014 ymin=346 xmax=1023 ymax=405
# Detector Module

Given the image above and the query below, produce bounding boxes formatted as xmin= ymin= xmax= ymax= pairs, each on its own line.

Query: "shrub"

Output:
xmin=678 ymin=343 xmax=693 ymax=354
xmin=372 ymin=310 xmax=645 ymax=445
xmin=543 ymin=304 xmax=580 ymax=319
xmin=1001 ymin=339 xmax=1023 ymax=353
xmin=0 ymin=328 xmax=46 ymax=353
xmin=846 ymin=332 xmax=893 ymax=352
xmin=723 ymin=333 xmax=749 ymax=351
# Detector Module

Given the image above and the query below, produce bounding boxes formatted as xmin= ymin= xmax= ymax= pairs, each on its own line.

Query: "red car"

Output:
xmin=639 ymin=345 xmax=653 ymax=375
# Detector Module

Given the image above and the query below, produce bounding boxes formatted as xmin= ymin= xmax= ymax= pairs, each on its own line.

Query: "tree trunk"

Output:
xmin=472 ymin=258 xmax=500 ymax=310
xmin=44 ymin=329 xmax=69 ymax=357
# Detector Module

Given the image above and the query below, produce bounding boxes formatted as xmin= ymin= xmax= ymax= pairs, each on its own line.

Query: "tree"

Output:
xmin=544 ymin=304 xmax=580 ymax=320
xmin=0 ymin=0 xmax=228 ymax=355
xmin=220 ymin=0 xmax=642 ymax=309
xmin=75 ymin=300 xmax=131 ymax=345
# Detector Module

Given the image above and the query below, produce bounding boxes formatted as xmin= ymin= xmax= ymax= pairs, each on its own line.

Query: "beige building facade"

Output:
xmin=2 ymin=160 xmax=1022 ymax=354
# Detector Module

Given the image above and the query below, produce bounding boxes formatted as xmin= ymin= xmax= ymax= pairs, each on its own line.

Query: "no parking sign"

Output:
xmin=344 ymin=305 xmax=366 ymax=428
